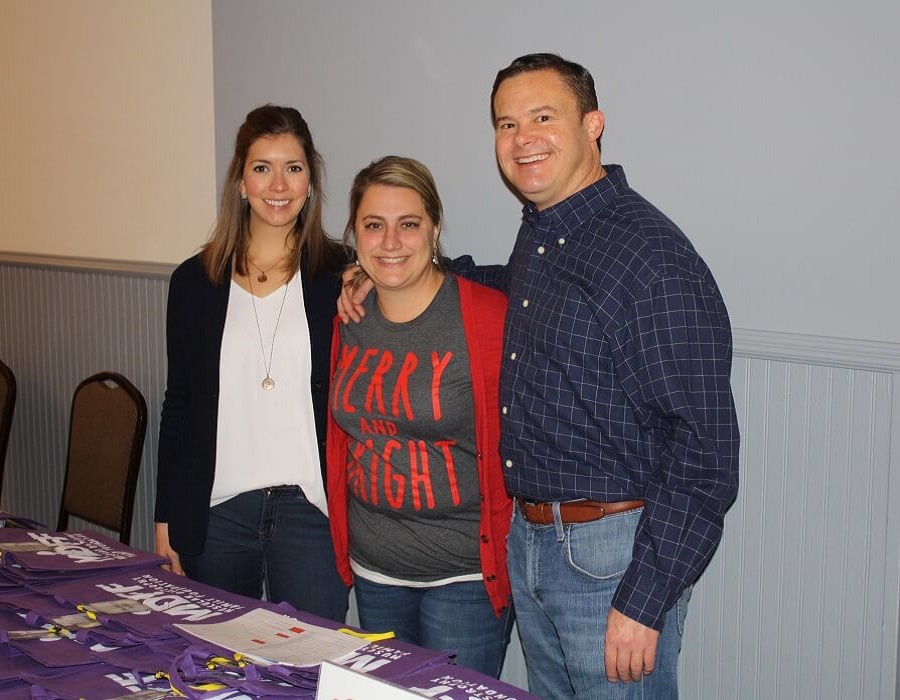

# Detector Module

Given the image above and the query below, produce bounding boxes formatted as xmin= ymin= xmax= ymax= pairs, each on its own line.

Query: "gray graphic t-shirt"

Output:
xmin=331 ymin=276 xmax=481 ymax=582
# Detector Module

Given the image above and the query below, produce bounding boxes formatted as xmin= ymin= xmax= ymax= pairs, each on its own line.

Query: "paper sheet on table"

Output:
xmin=316 ymin=660 xmax=423 ymax=700
xmin=174 ymin=607 xmax=366 ymax=667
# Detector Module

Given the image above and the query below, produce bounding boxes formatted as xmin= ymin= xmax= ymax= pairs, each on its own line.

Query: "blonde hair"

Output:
xmin=343 ymin=156 xmax=446 ymax=268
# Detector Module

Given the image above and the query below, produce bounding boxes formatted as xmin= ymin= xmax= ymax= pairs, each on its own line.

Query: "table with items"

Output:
xmin=0 ymin=523 xmax=535 ymax=700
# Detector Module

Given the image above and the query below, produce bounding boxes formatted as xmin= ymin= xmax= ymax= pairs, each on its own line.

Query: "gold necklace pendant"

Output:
xmin=251 ymin=253 xmax=288 ymax=285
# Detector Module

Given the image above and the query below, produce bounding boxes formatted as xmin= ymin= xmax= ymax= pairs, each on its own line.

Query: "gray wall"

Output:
xmin=212 ymin=0 xmax=900 ymax=344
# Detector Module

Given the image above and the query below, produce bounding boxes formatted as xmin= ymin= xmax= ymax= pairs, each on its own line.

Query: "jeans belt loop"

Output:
xmin=551 ymin=502 xmax=565 ymax=541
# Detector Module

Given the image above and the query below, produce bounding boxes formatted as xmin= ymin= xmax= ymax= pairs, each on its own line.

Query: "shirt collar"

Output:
xmin=522 ymin=164 xmax=627 ymax=230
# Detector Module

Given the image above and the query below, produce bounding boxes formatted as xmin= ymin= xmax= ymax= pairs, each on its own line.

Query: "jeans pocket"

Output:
xmin=564 ymin=508 xmax=642 ymax=580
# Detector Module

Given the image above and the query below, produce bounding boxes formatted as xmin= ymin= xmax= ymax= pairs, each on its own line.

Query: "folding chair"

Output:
xmin=56 ymin=372 xmax=147 ymax=544
xmin=0 ymin=360 xmax=16 ymax=502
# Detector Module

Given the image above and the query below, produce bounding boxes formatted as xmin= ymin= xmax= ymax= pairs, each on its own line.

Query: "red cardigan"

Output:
xmin=326 ymin=275 xmax=512 ymax=616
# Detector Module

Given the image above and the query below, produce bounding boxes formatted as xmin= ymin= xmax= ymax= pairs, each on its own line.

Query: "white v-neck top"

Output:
xmin=212 ymin=273 xmax=326 ymax=515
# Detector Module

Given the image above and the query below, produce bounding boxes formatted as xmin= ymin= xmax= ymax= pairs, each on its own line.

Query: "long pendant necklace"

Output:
xmin=247 ymin=275 xmax=290 ymax=391
xmin=249 ymin=254 xmax=288 ymax=283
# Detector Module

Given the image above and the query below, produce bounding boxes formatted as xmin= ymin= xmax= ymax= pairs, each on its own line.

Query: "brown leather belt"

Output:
xmin=517 ymin=498 xmax=644 ymax=525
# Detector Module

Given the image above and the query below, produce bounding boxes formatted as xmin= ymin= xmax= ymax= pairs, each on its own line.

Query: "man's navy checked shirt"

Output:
xmin=456 ymin=165 xmax=739 ymax=630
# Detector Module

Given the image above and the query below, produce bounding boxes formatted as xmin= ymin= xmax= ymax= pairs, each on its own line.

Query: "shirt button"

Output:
xmin=510 ymin=352 xmax=517 ymax=360
xmin=505 ymin=460 xmax=513 ymax=468
xmin=502 ymin=406 xmax=508 ymax=415
xmin=537 ymin=245 xmax=545 ymax=254
xmin=522 ymin=299 xmax=529 ymax=308
xmin=558 ymin=238 xmax=566 ymax=246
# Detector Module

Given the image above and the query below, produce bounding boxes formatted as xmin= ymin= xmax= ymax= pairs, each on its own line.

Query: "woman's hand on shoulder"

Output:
xmin=154 ymin=522 xmax=184 ymax=576
xmin=338 ymin=264 xmax=374 ymax=324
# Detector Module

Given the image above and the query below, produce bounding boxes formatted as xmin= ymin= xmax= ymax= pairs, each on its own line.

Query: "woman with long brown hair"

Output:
xmin=155 ymin=105 xmax=349 ymax=622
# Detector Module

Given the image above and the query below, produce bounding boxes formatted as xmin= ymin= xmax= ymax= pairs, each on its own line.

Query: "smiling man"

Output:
xmin=456 ymin=53 xmax=740 ymax=699
xmin=338 ymin=52 xmax=739 ymax=700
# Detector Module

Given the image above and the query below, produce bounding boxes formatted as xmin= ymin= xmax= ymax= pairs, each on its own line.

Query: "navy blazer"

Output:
xmin=155 ymin=252 xmax=345 ymax=556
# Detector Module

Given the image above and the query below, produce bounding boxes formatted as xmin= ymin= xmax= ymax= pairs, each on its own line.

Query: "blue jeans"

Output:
xmin=180 ymin=486 xmax=349 ymax=623
xmin=353 ymin=576 xmax=514 ymax=679
xmin=508 ymin=505 xmax=690 ymax=699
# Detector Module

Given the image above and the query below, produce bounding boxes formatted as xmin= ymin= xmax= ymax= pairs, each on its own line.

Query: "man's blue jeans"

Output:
xmin=508 ymin=504 xmax=690 ymax=699
xmin=353 ymin=576 xmax=514 ymax=679
xmin=181 ymin=486 xmax=349 ymax=623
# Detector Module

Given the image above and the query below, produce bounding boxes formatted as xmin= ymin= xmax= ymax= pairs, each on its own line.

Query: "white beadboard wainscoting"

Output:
xmin=0 ymin=255 xmax=170 ymax=549
xmin=681 ymin=331 xmax=900 ymax=700
xmin=1 ymin=255 xmax=898 ymax=699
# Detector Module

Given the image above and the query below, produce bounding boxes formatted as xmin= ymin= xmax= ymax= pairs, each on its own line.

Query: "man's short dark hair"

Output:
xmin=491 ymin=53 xmax=599 ymax=122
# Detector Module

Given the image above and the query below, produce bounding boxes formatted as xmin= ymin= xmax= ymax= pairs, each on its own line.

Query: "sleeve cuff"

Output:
xmin=613 ymin=571 xmax=682 ymax=631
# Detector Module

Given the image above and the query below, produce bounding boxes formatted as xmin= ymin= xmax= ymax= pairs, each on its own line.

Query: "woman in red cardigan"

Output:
xmin=327 ymin=156 xmax=512 ymax=678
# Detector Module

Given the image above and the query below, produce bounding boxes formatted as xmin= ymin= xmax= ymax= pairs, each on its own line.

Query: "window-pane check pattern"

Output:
xmin=454 ymin=165 xmax=739 ymax=629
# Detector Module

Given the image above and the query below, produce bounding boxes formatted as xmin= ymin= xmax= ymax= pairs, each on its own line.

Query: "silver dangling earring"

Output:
xmin=307 ymin=185 xmax=313 ymax=199
xmin=240 ymin=192 xmax=248 ymax=201
xmin=354 ymin=259 xmax=361 ymax=267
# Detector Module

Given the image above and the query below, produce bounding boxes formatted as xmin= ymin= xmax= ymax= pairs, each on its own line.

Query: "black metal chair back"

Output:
xmin=0 ymin=360 xmax=16 ymax=502
xmin=57 ymin=372 xmax=147 ymax=544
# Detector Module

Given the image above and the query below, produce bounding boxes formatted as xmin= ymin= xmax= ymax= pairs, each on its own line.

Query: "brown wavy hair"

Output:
xmin=200 ymin=104 xmax=342 ymax=283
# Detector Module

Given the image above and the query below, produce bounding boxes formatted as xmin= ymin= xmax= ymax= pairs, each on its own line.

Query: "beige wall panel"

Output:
xmin=0 ymin=0 xmax=215 ymax=263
